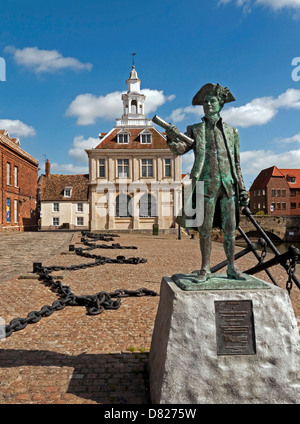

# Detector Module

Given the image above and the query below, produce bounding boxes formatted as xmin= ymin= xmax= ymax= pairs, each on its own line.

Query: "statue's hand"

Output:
xmin=239 ymin=190 xmax=249 ymax=207
xmin=166 ymin=125 xmax=180 ymax=142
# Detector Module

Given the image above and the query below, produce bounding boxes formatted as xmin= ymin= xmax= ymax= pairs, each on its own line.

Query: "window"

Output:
xmin=6 ymin=163 xmax=11 ymax=185
xmin=76 ymin=217 xmax=84 ymax=226
xmin=139 ymin=194 xmax=157 ymax=217
xmin=282 ymin=189 xmax=286 ymax=197
xmin=77 ymin=203 xmax=83 ymax=212
xmin=6 ymin=198 xmax=10 ymax=223
xmin=262 ymin=189 xmax=265 ymax=195
xmin=140 ymin=131 xmax=152 ymax=144
xmin=277 ymin=189 xmax=280 ymax=197
xmin=53 ymin=202 xmax=59 ymax=212
xmin=165 ymin=159 xmax=171 ymax=177
xmin=257 ymin=203 xmax=261 ymax=209
xmin=290 ymin=177 xmax=296 ymax=183
xmin=277 ymin=202 xmax=281 ymax=210
xmin=271 ymin=189 xmax=276 ymax=196
xmin=117 ymin=159 xmax=129 ymax=178
xmin=115 ymin=194 xmax=132 ymax=217
xmin=291 ymin=189 xmax=296 ymax=196
xmin=99 ymin=159 xmax=105 ymax=178
xmin=141 ymin=159 xmax=153 ymax=178
xmin=14 ymin=166 xmax=18 ymax=187
xmin=271 ymin=202 xmax=276 ymax=210
xmin=257 ymin=190 xmax=260 ymax=197
xmin=291 ymin=203 xmax=296 ymax=209
xmin=282 ymin=202 xmax=286 ymax=210
xmin=53 ymin=217 xmax=59 ymax=226
xmin=117 ymin=132 xmax=129 ymax=144
xmin=64 ymin=187 xmax=72 ymax=197
xmin=14 ymin=200 xmax=18 ymax=223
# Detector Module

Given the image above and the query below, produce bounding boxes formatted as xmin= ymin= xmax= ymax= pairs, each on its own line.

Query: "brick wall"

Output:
xmin=267 ymin=176 xmax=291 ymax=216
xmin=0 ymin=140 xmax=39 ymax=231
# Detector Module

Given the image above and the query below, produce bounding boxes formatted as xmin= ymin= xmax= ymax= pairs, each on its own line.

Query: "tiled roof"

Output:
xmin=280 ymin=168 xmax=300 ymax=189
xmin=249 ymin=166 xmax=300 ymax=190
xmin=249 ymin=166 xmax=285 ymax=191
xmin=0 ymin=129 xmax=38 ymax=165
xmin=96 ymin=127 xmax=168 ymax=150
xmin=39 ymin=174 xmax=89 ymax=201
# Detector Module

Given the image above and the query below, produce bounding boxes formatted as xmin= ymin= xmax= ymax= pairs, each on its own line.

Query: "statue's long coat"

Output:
xmin=169 ymin=120 xmax=247 ymax=230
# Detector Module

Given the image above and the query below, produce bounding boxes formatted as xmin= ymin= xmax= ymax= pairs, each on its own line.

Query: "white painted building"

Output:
xmin=86 ymin=66 xmax=182 ymax=232
xmin=38 ymin=160 xmax=89 ymax=230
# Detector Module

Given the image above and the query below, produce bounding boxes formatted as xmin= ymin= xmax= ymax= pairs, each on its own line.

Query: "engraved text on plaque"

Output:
xmin=214 ymin=300 xmax=256 ymax=356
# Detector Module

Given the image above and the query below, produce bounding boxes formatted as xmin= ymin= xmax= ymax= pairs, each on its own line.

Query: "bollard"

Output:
xmin=153 ymin=224 xmax=159 ymax=236
xmin=33 ymin=262 xmax=42 ymax=273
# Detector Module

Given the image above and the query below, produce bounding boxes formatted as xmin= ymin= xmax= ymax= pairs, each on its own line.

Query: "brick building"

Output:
xmin=0 ymin=130 xmax=39 ymax=231
xmin=249 ymin=166 xmax=300 ymax=216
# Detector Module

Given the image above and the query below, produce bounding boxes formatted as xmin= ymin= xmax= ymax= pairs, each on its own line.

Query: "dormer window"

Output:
xmin=117 ymin=130 xmax=130 ymax=144
xmin=140 ymin=130 xmax=152 ymax=144
xmin=64 ymin=187 xmax=72 ymax=197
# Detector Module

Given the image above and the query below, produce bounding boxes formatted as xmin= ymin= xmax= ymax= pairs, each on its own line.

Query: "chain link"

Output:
xmin=2 ymin=232 xmax=157 ymax=339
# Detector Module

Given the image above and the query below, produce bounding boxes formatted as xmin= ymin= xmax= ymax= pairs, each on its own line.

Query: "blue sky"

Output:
xmin=1 ymin=0 xmax=300 ymax=189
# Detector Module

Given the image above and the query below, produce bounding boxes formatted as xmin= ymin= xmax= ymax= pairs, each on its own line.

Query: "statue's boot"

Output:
xmin=198 ymin=234 xmax=212 ymax=281
xmin=224 ymin=235 xmax=246 ymax=280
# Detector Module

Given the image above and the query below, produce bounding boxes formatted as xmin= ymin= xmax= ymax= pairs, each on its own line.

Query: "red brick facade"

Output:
xmin=249 ymin=166 xmax=300 ymax=216
xmin=0 ymin=130 xmax=39 ymax=231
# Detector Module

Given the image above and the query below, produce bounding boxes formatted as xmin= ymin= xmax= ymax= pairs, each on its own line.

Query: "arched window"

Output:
xmin=115 ymin=194 xmax=132 ymax=217
xmin=139 ymin=194 xmax=157 ymax=217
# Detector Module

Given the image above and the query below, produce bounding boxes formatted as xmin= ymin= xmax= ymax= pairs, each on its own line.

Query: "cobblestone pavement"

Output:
xmin=0 ymin=231 xmax=75 ymax=282
xmin=0 ymin=231 xmax=299 ymax=404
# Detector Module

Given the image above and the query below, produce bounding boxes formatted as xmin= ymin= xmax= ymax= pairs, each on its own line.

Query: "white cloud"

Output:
xmin=5 ymin=46 xmax=92 ymax=74
xmin=68 ymin=135 xmax=99 ymax=163
xmin=167 ymin=105 xmax=203 ymax=123
xmin=222 ymin=96 xmax=277 ymax=127
xmin=240 ymin=148 xmax=300 ymax=175
xmin=50 ymin=162 xmax=89 ymax=174
xmin=65 ymin=89 xmax=175 ymax=125
xmin=0 ymin=119 xmax=36 ymax=137
xmin=218 ymin=0 xmax=300 ymax=13
xmin=167 ymin=88 xmax=300 ymax=128
xmin=275 ymin=131 xmax=300 ymax=144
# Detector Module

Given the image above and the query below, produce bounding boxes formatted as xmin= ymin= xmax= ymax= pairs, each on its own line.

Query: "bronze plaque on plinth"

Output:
xmin=215 ymin=300 xmax=256 ymax=356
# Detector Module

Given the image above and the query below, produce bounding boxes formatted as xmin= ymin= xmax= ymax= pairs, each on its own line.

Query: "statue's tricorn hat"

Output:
xmin=192 ymin=83 xmax=236 ymax=106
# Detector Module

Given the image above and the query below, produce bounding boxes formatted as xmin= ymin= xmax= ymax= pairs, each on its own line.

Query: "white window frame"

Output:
xmin=117 ymin=158 xmax=130 ymax=178
xmin=141 ymin=159 xmax=153 ymax=178
xmin=14 ymin=199 xmax=18 ymax=223
xmin=140 ymin=130 xmax=152 ymax=144
xmin=76 ymin=216 xmax=84 ymax=226
xmin=14 ymin=166 xmax=18 ymax=187
xmin=64 ymin=187 xmax=72 ymax=198
xmin=53 ymin=202 xmax=59 ymax=212
xmin=164 ymin=158 xmax=172 ymax=177
xmin=99 ymin=158 xmax=106 ymax=178
xmin=6 ymin=162 xmax=11 ymax=185
xmin=52 ymin=217 xmax=59 ymax=226
xmin=117 ymin=131 xmax=130 ymax=144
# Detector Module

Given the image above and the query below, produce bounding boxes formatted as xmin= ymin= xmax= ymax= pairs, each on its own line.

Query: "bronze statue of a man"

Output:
xmin=166 ymin=83 xmax=249 ymax=281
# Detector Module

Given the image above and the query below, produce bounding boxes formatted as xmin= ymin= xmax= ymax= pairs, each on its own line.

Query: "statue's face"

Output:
xmin=203 ymin=94 xmax=223 ymax=117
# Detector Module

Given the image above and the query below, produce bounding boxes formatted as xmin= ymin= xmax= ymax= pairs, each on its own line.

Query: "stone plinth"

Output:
xmin=148 ymin=275 xmax=300 ymax=404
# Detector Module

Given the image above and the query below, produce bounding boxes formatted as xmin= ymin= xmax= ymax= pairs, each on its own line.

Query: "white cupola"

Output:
xmin=116 ymin=66 xmax=154 ymax=128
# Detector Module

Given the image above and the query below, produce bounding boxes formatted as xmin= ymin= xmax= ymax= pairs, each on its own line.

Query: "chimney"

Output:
xmin=45 ymin=159 xmax=51 ymax=178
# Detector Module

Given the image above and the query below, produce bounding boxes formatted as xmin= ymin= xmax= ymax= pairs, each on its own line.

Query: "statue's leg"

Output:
xmin=220 ymin=194 xmax=246 ymax=280
xmin=198 ymin=195 xmax=216 ymax=280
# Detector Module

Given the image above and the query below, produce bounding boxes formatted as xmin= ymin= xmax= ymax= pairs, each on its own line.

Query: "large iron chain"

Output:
xmin=2 ymin=232 xmax=157 ymax=339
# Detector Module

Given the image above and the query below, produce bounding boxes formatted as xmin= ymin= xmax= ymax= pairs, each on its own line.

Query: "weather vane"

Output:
xmin=132 ymin=52 xmax=136 ymax=67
